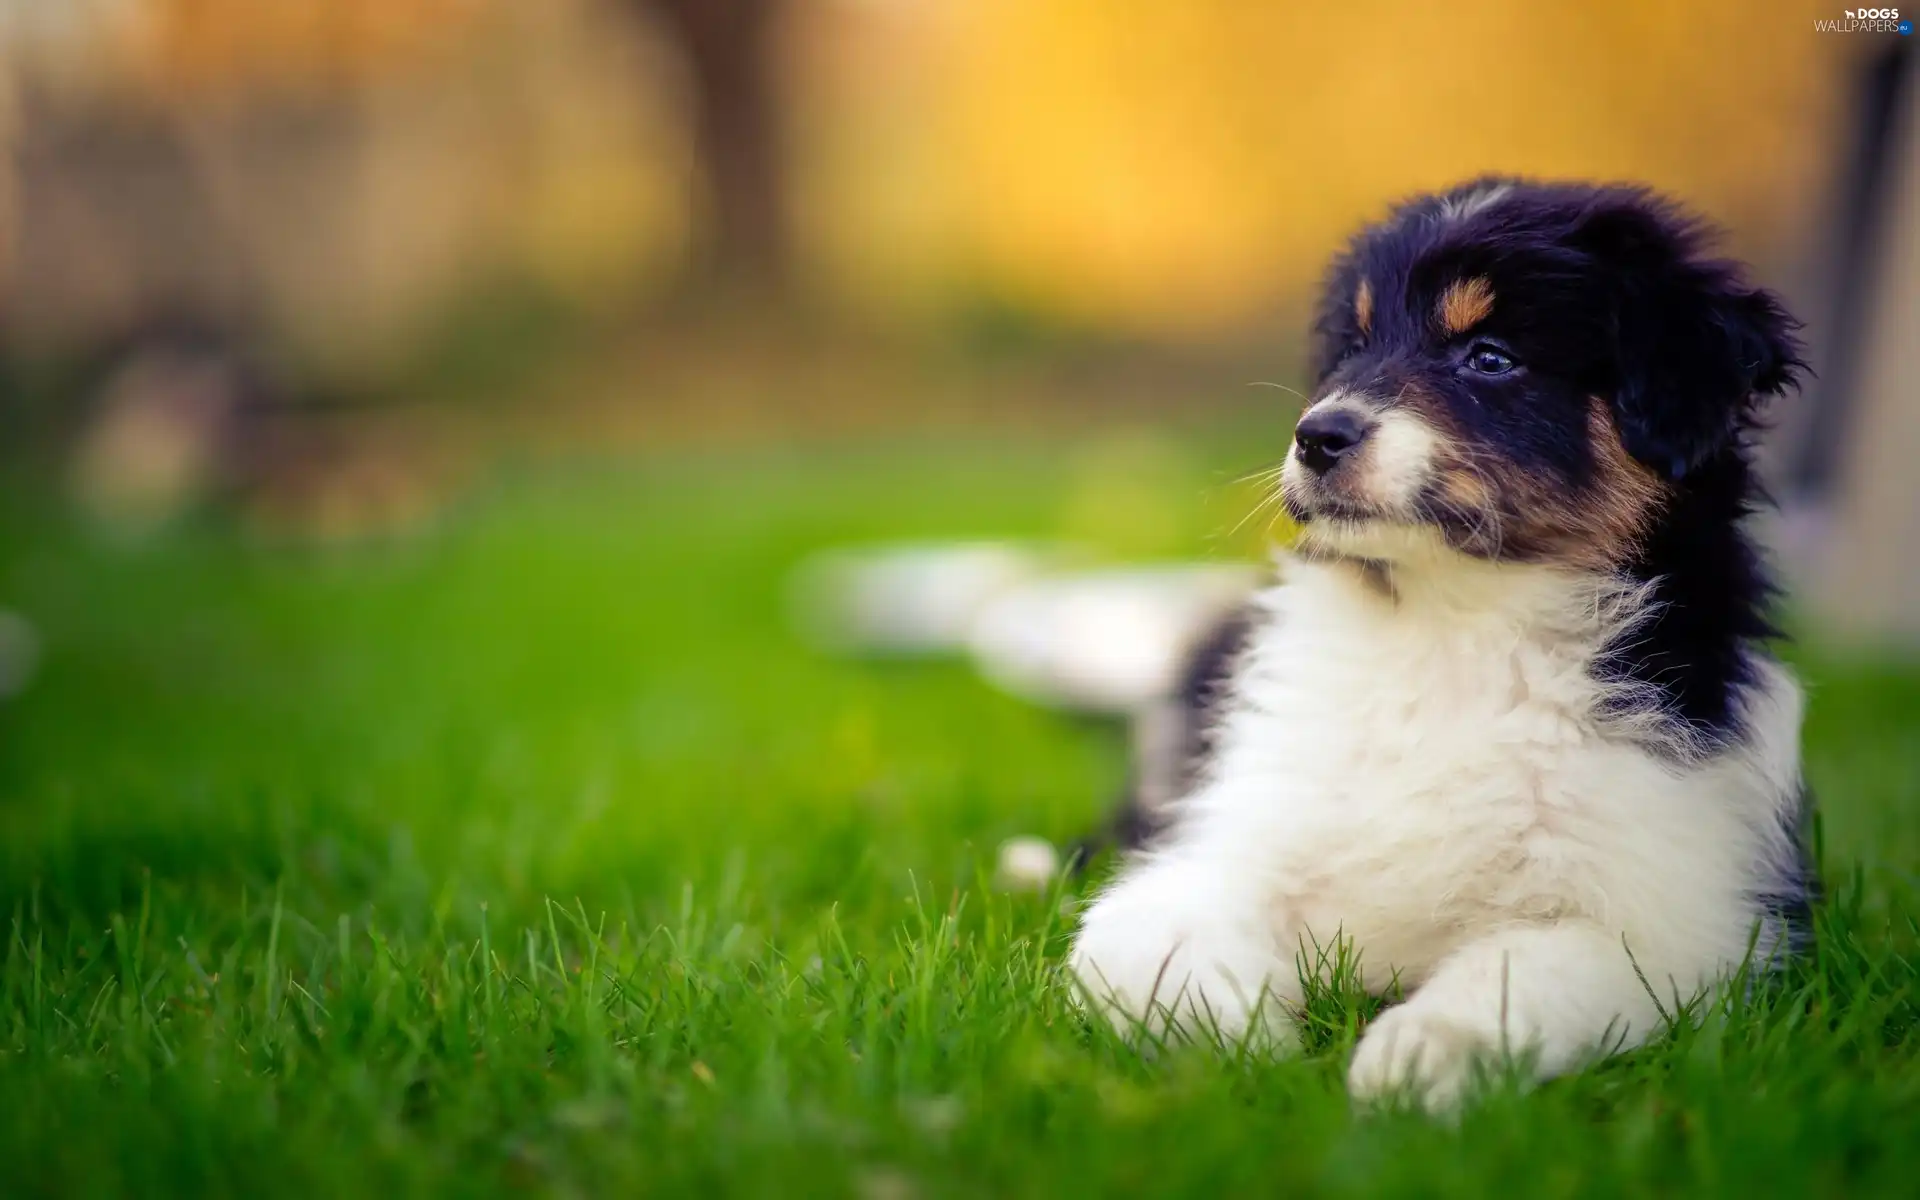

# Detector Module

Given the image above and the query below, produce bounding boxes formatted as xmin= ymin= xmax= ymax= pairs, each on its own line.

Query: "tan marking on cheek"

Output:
xmin=1576 ymin=400 xmax=1669 ymax=565
xmin=1421 ymin=402 xmax=1668 ymax=569
xmin=1436 ymin=277 xmax=1495 ymax=335
xmin=1494 ymin=402 xmax=1669 ymax=570
xmin=1354 ymin=279 xmax=1374 ymax=336
xmin=1441 ymin=469 xmax=1491 ymax=510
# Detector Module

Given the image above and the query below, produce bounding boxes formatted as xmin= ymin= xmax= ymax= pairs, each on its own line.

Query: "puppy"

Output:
xmin=1067 ymin=179 xmax=1815 ymax=1108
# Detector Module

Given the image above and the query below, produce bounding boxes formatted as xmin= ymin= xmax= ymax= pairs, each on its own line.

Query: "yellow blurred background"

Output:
xmin=0 ymin=0 xmax=1859 ymax=355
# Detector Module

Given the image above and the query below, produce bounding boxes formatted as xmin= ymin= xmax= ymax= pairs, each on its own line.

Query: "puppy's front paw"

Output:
xmin=1068 ymin=879 xmax=1292 ymax=1047
xmin=1347 ymin=1003 xmax=1499 ymax=1111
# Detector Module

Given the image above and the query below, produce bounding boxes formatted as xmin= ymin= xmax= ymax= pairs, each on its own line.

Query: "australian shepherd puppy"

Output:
xmin=1068 ymin=179 xmax=1816 ymax=1108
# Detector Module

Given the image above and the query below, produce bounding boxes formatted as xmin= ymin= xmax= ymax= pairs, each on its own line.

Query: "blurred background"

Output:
xmin=0 ymin=2 xmax=1916 ymax=902
xmin=1 ymin=1 xmax=1911 ymax=549
xmin=1 ymin=2 xmax=1907 ymax=522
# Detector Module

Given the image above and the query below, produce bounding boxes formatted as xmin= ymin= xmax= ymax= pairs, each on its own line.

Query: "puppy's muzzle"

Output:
xmin=1293 ymin=407 xmax=1374 ymax=475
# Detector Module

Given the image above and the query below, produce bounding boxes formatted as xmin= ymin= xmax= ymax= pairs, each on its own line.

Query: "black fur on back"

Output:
xmin=1071 ymin=609 xmax=1252 ymax=866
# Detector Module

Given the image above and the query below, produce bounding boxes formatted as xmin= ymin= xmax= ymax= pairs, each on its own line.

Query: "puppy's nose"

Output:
xmin=1293 ymin=408 xmax=1372 ymax=474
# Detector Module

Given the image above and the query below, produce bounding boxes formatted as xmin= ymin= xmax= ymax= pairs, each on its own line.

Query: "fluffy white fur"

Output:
xmin=1360 ymin=410 xmax=1440 ymax=511
xmin=1068 ymin=524 xmax=1805 ymax=1108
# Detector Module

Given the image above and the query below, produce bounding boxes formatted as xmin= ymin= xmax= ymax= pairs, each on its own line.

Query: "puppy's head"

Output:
xmin=1281 ymin=179 xmax=1802 ymax=570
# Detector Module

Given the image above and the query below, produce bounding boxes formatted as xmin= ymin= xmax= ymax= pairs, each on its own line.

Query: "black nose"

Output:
xmin=1293 ymin=408 xmax=1372 ymax=474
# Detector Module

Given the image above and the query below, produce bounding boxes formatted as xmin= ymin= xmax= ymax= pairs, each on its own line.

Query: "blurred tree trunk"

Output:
xmin=641 ymin=0 xmax=789 ymax=299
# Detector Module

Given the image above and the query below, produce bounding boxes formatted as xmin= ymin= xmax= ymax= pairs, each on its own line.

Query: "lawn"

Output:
xmin=3 ymin=430 xmax=1918 ymax=1196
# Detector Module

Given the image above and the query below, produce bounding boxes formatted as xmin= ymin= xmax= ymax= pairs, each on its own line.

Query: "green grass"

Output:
xmin=3 ymin=433 xmax=1919 ymax=1196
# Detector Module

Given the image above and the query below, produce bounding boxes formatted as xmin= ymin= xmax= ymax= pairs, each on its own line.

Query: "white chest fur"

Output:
xmin=1068 ymin=549 xmax=1805 ymax=1103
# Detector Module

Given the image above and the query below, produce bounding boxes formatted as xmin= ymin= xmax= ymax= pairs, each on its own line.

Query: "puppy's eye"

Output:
xmin=1464 ymin=344 xmax=1517 ymax=376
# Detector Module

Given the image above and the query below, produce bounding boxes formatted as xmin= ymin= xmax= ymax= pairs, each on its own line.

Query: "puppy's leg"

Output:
xmin=1069 ymin=850 xmax=1299 ymax=1046
xmin=1347 ymin=922 xmax=1689 ymax=1108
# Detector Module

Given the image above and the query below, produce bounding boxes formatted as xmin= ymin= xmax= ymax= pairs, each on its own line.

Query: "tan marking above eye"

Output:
xmin=1354 ymin=279 xmax=1374 ymax=335
xmin=1437 ymin=277 xmax=1495 ymax=335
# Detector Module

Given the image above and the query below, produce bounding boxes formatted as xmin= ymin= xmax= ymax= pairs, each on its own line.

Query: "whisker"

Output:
xmin=1247 ymin=381 xmax=1313 ymax=404
xmin=1231 ymin=460 xmax=1290 ymax=486
xmin=1226 ymin=493 xmax=1278 ymax=539
xmin=1228 ymin=483 xmax=1291 ymax=539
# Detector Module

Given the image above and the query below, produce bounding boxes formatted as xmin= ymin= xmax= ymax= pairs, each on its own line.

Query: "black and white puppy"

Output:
xmin=1068 ymin=179 xmax=1815 ymax=1107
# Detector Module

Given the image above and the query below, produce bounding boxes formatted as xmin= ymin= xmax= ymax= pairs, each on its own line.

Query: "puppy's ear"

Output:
xmin=1582 ymin=200 xmax=1804 ymax=480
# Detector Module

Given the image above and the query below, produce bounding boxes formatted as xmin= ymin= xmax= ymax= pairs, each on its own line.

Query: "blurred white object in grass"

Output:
xmin=994 ymin=835 xmax=1063 ymax=891
xmin=967 ymin=564 xmax=1261 ymax=713
xmin=792 ymin=543 xmax=1262 ymax=713
xmin=789 ymin=542 xmax=1071 ymax=655
xmin=0 ymin=610 xmax=42 ymax=699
